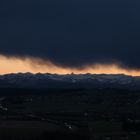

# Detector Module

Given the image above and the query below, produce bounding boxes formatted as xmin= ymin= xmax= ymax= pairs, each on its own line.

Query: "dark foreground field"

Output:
xmin=0 ymin=120 xmax=89 ymax=140
xmin=0 ymin=88 xmax=140 ymax=140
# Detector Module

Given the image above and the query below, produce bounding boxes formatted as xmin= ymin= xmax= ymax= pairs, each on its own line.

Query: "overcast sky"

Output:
xmin=0 ymin=0 xmax=140 ymax=70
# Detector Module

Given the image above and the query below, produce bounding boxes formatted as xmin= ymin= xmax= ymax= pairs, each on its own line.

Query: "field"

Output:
xmin=0 ymin=88 xmax=139 ymax=139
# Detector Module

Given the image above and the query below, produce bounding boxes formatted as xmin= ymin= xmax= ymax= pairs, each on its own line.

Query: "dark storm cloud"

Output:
xmin=0 ymin=0 xmax=140 ymax=69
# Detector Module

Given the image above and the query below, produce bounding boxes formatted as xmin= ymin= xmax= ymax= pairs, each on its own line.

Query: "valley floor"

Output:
xmin=0 ymin=88 xmax=139 ymax=140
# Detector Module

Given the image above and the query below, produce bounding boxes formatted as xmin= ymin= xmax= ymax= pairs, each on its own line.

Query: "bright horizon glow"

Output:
xmin=0 ymin=55 xmax=140 ymax=76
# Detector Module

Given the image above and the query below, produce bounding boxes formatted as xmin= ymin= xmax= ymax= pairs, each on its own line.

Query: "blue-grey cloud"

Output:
xmin=0 ymin=0 xmax=140 ymax=69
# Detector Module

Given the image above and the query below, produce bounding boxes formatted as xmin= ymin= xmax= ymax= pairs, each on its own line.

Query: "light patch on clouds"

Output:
xmin=0 ymin=55 xmax=140 ymax=76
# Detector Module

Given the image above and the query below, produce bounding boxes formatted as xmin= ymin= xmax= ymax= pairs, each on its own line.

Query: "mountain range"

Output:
xmin=0 ymin=73 xmax=140 ymax=90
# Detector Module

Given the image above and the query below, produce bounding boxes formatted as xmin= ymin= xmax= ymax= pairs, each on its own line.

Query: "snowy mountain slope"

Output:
xmin=0 ymin=73 xmax=139 ymax=89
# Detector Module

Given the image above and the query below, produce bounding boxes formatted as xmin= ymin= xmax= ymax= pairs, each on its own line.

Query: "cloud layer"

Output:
xmin=1 ymin=55 xmax=140 ymax=76
xmin=0 ymin=0 xmax=140 ymax=69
